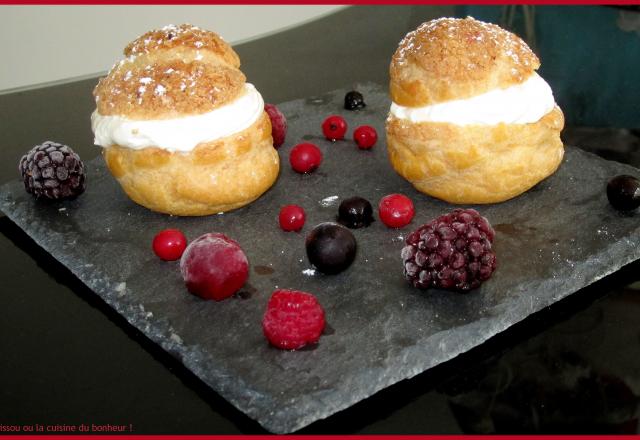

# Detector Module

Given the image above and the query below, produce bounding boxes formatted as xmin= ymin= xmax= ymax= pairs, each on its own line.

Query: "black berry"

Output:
xmin=306 ymin=223 xmax=357 ymax=274
xmin=401 ymin=209 xmax=497 ymax=291
xmin=337 ymin=196 xmax=374 ymax=229
xmin=344 ymin=91 xmax=366 ymax=110
xmin=607 ymin=175 xmax=640 ymax=212
xmin=18 ymin=141 xmax=86 ymax=201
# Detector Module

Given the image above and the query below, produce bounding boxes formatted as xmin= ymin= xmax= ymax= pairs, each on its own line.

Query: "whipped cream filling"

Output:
xmin=91 ymin=83 xmax=264 ymax=152
xmin=389 ymin=73 xmax=556 ymax=125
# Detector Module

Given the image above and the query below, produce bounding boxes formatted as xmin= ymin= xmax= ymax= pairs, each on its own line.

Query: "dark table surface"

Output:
xmin=1 ymin=5 xmax=639 ymax=434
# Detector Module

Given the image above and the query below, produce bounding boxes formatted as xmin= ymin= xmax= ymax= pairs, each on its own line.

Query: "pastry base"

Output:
xmin=386 ymin=106 xmax=565 ymax=204
xmin=103 ymin=111 xmax=279 ymax=216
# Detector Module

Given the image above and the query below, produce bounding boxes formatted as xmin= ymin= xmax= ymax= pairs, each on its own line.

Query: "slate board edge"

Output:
xmin=273 ymin=229 xmax=640 ymax=433
xmin=0 ymin=186 xmax=284 ymax=429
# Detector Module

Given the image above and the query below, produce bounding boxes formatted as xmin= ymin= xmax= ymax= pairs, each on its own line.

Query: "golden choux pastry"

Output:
xmin=386 ymin=17 xmax=564 ymax=204
xmin=92 ymin=24 xmax=279 ymax=216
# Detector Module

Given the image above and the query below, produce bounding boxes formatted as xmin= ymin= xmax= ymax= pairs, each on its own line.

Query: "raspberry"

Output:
xmin=401 ymin=209 xmax=497 ymax=291
xmin=264 ymin=103 xmax=287 ymax=148
xmin=262 ymin=289 xmax=325 ymax=350
xmin=18 ymin=141 xmax=86 ymax=200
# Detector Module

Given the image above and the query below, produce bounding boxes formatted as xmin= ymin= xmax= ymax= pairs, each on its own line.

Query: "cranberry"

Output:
xmin=279 ymin=204 xmax=306 ymax=232
xmin=353 ymin=125 xmax=378 ymax=149
xmin=180 ymin=233 xmax=249 ymax=301
xmin=152 ymin=229 xmax=187 ymax=261
xmin=290 ymin=142 xmax=322 ymax=174
xmin=378 ymin=194 xmax=415 ymax=228
xmin=322 ymin=115 xmax=348 ymax=141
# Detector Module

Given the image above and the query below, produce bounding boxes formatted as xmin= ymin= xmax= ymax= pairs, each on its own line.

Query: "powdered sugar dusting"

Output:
xmin=95 ymin=22 xmax=246 ymax=118
xmin=125 ymin=23 xmax=232 ymax=57
xmin=393 ymin=16 xmax=537 ymax=76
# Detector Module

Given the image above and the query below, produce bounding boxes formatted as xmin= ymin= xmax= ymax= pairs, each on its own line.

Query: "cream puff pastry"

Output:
xmin=386 ymin=17 xmax=564 ymax=204
xmin=92 ymin=24 xmax=279 ymax=216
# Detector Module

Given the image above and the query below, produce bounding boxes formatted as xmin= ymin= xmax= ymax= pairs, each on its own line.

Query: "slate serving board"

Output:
xmin=2 ymin=84 xmax=640 ymax=433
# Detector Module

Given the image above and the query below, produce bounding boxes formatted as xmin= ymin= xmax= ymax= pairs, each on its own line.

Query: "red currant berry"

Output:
xmin=353 ymin=125 xmax=378 ymax=149
xmin=378 ymin=194 xmax=415 ymax=228
xmin=279 ymin=205 xmax=306 ymax=232
xmin=152 ymin=229 xmax=187 ymax=261
xmin=322 ymin=115 xmax=348 ymax=141
xmin=290 ymin=143 xmax=322 ymax=173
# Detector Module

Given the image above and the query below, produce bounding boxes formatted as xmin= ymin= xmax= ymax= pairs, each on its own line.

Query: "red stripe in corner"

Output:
xmin=5 ymin=435 xmax=640 ymax=439
xmin=2 ymin=0 xmax=640 ymax=4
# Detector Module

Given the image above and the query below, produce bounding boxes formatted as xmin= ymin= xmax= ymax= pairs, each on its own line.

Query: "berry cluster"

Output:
xmin=153 ymin=230 xmax=249 ymax=301
xmin=152 ymin=226 xmax=326 ymax=350
xmin=23 ymin=92 xmax=506 ymax=355
xmin=286 ymin=91 xmax=377 ymax=176
xmin=321 ymin=115 xmax=377 ymax=150
xmin=277 ymin=194 xmax=415 ymax=278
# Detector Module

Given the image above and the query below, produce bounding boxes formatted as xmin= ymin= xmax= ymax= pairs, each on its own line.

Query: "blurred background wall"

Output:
xmin=0 ymin=5 xmax=345 ymax=92
xmin=458 ymin=5 xmax=640 ymax=128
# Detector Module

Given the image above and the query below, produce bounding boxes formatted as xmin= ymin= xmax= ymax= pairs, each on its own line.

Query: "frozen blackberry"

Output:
xmin=19 ymin=141 xmax=86 ymax=200
xmin=401 ymin=209 xmax=497 ymax=291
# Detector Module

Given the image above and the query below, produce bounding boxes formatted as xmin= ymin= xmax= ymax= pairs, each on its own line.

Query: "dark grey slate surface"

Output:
xmin=1 ymin=84 xmax=639 ymax=433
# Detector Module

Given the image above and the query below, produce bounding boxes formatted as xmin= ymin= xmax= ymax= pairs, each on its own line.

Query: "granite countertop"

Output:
xmin=1 ymin=6 xmax=639 ymax=434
